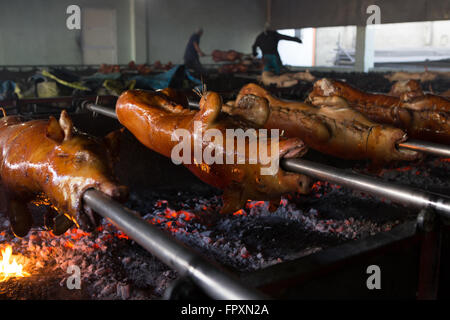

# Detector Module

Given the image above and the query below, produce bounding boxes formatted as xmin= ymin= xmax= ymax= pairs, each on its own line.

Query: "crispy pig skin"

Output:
xmin=224 ymin=83 xmax=420 ymax=166
xmin=116 ymin=89 xmax=311 ymax=214
xmin=0 ymin=111 xmax=127 ymax=237
xmin=309 ymin=78 xmax=450 ymax=144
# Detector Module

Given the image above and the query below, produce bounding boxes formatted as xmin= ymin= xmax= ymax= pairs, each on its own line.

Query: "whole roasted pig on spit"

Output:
xmin=384 ymin=70 xmax=450 ymax=83
xmin=0 ymin=110 xmax=127 ymax=237
xmin=116 ymin=89 xmax=312 ymax=214
xmin=212 ymin=50 xmax=243 ymax=62
xmin=223 ymin=83 xmax=420 ymax=166
xmin=308 ymin=78 xmax=450 ymax=144
xmin=259 ymin=70 xmax=316 ymax=88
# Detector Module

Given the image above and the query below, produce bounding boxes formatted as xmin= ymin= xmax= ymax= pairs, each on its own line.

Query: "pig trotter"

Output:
xmin=45 ymin=207 xmax=74 ymax=236
xmin=52 ymin=214 xmax=74 ymax=236
xmin=8 ymin=198 xmax=33 ymax=238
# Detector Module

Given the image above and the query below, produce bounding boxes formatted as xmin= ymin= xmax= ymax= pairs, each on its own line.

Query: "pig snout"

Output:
xmin=279 ymin=137 xmax=308 ymax=159
xmin=79 ymin=182 xmax=128 ymax=231
xmin=98 ymin=182 xmax=129 ymax=203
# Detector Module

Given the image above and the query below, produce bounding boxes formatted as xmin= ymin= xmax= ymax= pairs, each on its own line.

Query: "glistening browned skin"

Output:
xmin=308 ymin=78 xmax=450 ymax=144
xmin=224 ymin=83 xmax=420 ymax=166
xmin=0 ymin=111 xmax=128 ymax=237
xmin=116 ymin=89 xmax=311 ymax=214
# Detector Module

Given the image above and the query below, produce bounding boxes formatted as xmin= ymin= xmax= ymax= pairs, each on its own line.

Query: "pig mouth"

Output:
xmin=278 ymin=139 xmax=311 ymax=193
xmin=279 ymin=138 xmax=308 ymax=160
xmin=79 ymin=183 xmax=129 ymax=231
xmin=392 ymin=133 xmax=421 ymax=161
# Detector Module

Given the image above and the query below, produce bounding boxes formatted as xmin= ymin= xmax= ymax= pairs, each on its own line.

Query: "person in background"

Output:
xmin=184 ymin=28 xmax=207 ymax=76
xmin=252 ymin=22 xmax=302 ymax=75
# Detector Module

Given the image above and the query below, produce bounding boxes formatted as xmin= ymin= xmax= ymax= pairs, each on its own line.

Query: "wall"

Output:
xmin=0 ymin=0 xmax=132 ymax=65
xmin=0 ymin=0 xmax=267 ymax=66
xmin=271 ymin=0 xmax=450 ymax=29
xmin=146 ymin=0 xmax=266 ymax=64
xmin=374 ymin=20 xmax=450 ymax=49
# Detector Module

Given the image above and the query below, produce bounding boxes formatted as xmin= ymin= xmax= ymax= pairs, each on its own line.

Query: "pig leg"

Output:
xmin=0 ymin=185 xmax=8 ymax=214
xmin=45 ymin=206 xmax=73 ymax=235
xmin=44 ymin=206 xmax=57 ymax=231
xmin=52 ymin=214 xmax=74 ymax=235
xmin=7 ymin=197 xmax=33 ymax=237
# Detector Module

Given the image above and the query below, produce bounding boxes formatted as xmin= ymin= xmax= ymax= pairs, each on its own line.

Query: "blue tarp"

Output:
xmin=130 ymin=65 xmax=202 ymax=90
xmin=0 ymin=80 xmax=16 ymax=100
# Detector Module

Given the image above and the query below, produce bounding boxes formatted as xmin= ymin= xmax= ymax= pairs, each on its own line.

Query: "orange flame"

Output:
xmin=0 ymin=245 xmax=30 ymax=282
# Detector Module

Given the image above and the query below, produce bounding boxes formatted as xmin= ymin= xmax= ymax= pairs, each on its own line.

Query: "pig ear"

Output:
xmin=46 ymin=116 xmax=65 ymax=144
xmin=59 ymin=110 xmax=73 ymax=141
xmin=104 ymin=128 xmax=124 ymax=160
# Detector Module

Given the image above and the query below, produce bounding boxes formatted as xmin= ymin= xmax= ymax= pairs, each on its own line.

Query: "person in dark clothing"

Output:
xmin=184 ymin=28 xmax=207 ymax=76
xmin=252 ymin=23 xmax=302 ymax=75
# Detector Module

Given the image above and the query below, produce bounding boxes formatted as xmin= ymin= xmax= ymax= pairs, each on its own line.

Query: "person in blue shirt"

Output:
xmin=252 ymin=23 xmax=302 ymax=75
xmin=184 ymin=28 xmax=207 ymax=76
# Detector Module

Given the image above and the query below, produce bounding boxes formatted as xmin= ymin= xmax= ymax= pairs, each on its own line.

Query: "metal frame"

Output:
xmin=9 ymin=98 xmax=444 ymax=299
xmin=241 ymin=219 xmax=420 ymax=297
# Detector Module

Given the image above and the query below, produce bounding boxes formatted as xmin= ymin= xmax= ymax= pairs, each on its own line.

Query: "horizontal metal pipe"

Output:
xmin=188 ymin=100 xmax=200 ymax=108
xmin=398 ymin=139 xmax=450 ymax=158
xmin=84 ymin=103 xmax=118 ymax=119
xmin=83 ymin=189 xmax=266 ymax=300
xmin=281 ymin=158 xmax=450 ymax=219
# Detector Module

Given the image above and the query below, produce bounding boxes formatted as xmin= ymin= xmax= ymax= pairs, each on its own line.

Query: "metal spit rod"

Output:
xmin=398 ymin=139 xmax=450 ymax=158
xmin=281 ymin=158 xmax=450 ymax=219
xmin=83 ymin=102 xmax=450 ymax=218
xmin=83 ymin=189 xmax=266 ymax=300
xmin=84 ymin=102 xmax=118 ymax=119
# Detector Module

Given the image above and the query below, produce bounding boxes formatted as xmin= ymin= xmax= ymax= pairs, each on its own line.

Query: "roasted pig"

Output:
xmin=308 ymin=78 xmax=450 ymax=144
xmin=0 ymin=110 xmax=127 ymax=237
xmin=116 ymin=89 xmax=312 ymax=214
xmin=260 ymin=70 xmax=315 ymax=88
xmin=224 ymin=83 xmax=420 ymax=166
xmin=212 ymin=50 xmax=243 ymax=62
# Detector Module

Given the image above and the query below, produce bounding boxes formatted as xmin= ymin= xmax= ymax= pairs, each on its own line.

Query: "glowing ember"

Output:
xmin=0 ymin=245 xmax=30 ymax=282
xmin=395 ymin=166 xmax=413 ymax=172
xmin=233 ymin=209 xmax=246 ymax=216
xmin=246 ymin=201 xmax=266 ymax=209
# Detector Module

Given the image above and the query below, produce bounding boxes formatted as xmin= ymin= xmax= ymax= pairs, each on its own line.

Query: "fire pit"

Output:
xmin=0 ymin=118 xmax=447 ymax=299
xmin=0 ymin=71 xmax=449 ymax=300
